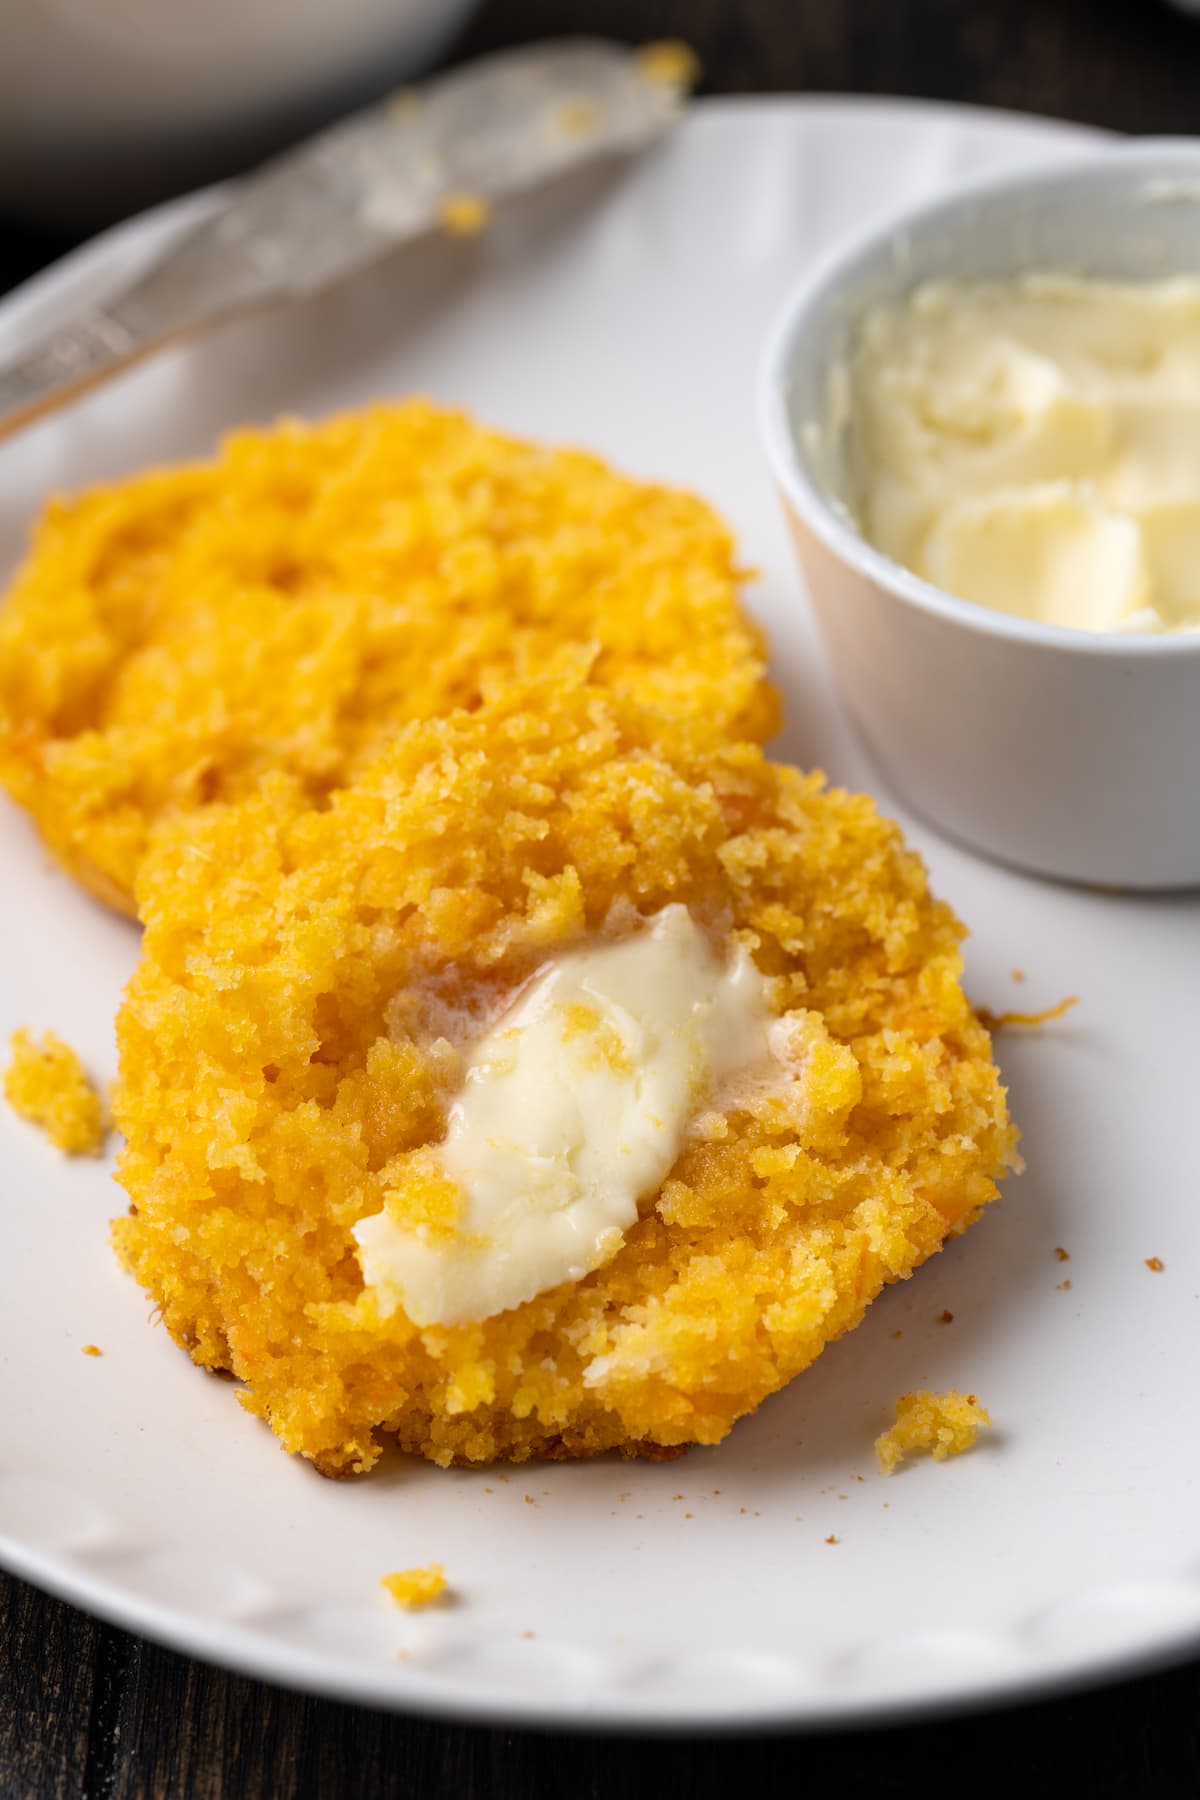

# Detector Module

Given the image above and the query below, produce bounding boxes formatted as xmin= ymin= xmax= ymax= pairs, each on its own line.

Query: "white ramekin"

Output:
xmin=758 ymin=139 xmax=1200 ymax=890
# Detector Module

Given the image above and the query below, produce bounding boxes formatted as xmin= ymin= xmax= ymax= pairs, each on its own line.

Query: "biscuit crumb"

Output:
xmin=938 ymin=1309 xmax=954 ymax=1324
xmin=636 ymin=40 xmax=700 ymax=91
xmin=1146 ymin=1257 xmax=1165 ymax=1273
xmin=381 ymin=1564 xmax=447 ymax=1610
xmin=875 ymin=1389 xmax=991 ymax=1476
xmin=1057 ymin=1279 xmax=1072 ymax=1291
xmin=825 ymin=1534 xmax=838 ymax=1545
xmin=81 ymin=1344 xmax=102 ymax=1357
xmin=438 ymin=192 xmax=491 ymax=238
xmin=1054 ymin=1247 xmax=1070 ymax=1262
xmin=4 ymin=1029 xmax=106 ymax=1155
xmin=977 ymin=995 xmax=1079 ymax=1031
xmin=1010 ymin=968 xmax=1026 ymax=983
xmin=553 ymin=99 xmax=599 ymax=138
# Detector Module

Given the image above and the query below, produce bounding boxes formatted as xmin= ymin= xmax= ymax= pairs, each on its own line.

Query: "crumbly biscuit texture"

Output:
xmin=875 ymin=1389 xmax=992 ymax=1475
xmin=5 ymin=1028 xmax=106 ymax=1156
xmin=382 ymin=1565 xmax=447 ymax=1609
xmin=0 ymin=403 xmax=774 ymax=913
xmin=113 ymin=680 xmax=1015 ymax=1474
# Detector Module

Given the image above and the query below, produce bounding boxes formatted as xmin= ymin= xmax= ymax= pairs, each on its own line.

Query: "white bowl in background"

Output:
xmin=759 ymin=140 xmax=1200 ymax=890
xmin=0 ymin=0 xmax=482 ymax=231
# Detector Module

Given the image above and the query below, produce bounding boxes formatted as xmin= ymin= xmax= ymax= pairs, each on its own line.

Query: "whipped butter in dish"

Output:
xmin=355 ymin=906 xmax=787 ymax=1329
xmin=847 ymin=274 xmax=1200 ymax=633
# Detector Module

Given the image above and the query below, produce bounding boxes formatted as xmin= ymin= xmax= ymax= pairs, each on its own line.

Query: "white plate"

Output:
xmin=2 ymin=97 xmax=1197 ymax=1733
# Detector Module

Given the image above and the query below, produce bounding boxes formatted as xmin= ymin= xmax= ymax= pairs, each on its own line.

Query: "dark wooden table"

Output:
xmin=4 ymin=1 xmax=1200 ymax=1793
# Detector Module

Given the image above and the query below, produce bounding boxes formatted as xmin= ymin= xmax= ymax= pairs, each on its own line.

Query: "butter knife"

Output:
xmin=0 ymin=39 xmax=693 ymax=441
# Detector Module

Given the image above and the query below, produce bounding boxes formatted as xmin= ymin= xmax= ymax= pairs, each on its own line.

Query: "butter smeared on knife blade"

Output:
xmin=0 ymin=40 xmax=694 ymax=440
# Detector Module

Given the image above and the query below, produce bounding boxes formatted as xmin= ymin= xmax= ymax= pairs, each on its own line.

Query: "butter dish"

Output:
xmin=759 ymin=140 xmax=1200 ymax=888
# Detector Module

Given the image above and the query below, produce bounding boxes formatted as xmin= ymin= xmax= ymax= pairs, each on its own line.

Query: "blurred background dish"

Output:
xmin=0 ymin=0 xmax=483 ymax=230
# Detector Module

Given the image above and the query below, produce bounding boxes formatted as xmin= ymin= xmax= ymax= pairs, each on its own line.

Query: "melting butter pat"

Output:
xmin=354 ymin=906 xmax=774 ymax=1328
xmin=848 ymin=274 xmax=1200 ymax=633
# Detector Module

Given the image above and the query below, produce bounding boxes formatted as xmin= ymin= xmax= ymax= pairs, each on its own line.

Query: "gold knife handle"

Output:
xmin=0 ymin=310 xmax=168 ymax=442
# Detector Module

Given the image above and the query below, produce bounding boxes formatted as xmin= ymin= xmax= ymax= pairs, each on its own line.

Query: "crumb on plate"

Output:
xmin=1146 ymin=1257 xmax=1164 ymax=1273
xmin=875 ymin=1389 xmax=991 ymax=1476
xmin=976 ymin=995 xmax=1079 ymax=1031
xmin=636 ymin=40 xmax=701 ymax=90
xmin=4 ymin=1028 xmax=106 ymax=1156
xmin=553 ymin=99 xmax=599 ymax=138
xmin=81 ymin=1344 xmax=103 ymax=1357
xmin=381 ymin=1564 xmax=447 ymax=1609
xmin=1054 ymin=1246 xmax=1070 ymax=1262
xmin=438 ymin=192 xmax=491 ymax=237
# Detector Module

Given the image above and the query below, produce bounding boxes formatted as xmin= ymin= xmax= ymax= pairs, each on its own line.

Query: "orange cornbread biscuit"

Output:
xmin=112 ymin=679 xmax=1016 ymax=1475
xmin=0 ymin=403 xmax=774 ymax=916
